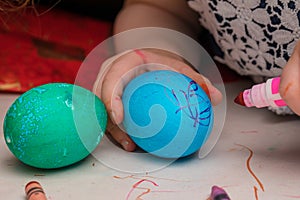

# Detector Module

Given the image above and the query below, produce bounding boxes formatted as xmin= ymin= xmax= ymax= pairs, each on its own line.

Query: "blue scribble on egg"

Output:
xmin=122 ymin=70 xmax=214 ymax=158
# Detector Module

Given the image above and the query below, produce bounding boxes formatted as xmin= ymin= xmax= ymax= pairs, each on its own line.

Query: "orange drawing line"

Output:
xmin=126 ymin=179 xmax=159 ymax=200
xmin=254 ymin=186 xmax=259 ymax=200
xmin=236 ymin=144 xmax=265 ymax=192
xmin=136 ymin=187 xmax=150 ymax=200
xmin=283 ymin=82 xmax=293 ymax=97
xmin=114 ymin=175 xmax=134 ymax=179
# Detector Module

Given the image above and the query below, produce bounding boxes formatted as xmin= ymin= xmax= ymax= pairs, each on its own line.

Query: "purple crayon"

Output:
xmin=208 ymin=185 xmax=231 ymax=200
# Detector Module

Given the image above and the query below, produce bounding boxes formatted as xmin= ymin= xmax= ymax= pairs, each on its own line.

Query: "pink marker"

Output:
xmin=234 ymin=77 xmax=287 ymax=108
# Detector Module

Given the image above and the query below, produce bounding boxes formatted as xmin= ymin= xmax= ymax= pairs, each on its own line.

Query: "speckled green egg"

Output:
xmin=3 ymin=83 xmax=107 ymax=169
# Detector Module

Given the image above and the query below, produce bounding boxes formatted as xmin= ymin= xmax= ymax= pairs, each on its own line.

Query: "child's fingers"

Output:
xmin=135 ymin=49 xmax=223 ymax=105
xmin=178 ymin=68 xmax=223 ymax=106
xmin=106 ymin=118 xmax=136 ymax=151
xmin=99 ymin=49 xmax=222 ymax=152
xmin=100 ymin=48 xmax=222 ymax=128
xmin=101 ymin=52 xmax=144 ymax=124
xmin=280 ymin=41 xmax=300 ymax=116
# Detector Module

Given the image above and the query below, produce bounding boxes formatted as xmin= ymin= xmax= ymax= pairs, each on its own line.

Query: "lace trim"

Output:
xmin=188 ymin=0 xmax=300 ymax=77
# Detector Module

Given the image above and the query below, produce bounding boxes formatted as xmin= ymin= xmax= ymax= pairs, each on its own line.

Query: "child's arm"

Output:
xmin=114 ymin=0 xmax=201 ymax=39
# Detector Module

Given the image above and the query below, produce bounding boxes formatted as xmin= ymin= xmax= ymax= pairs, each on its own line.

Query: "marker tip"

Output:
xmin=234 ymin=92 xmax=245 ymax=106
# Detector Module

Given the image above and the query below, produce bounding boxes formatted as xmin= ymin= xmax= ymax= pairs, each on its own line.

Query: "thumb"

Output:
xmin=280 ymin=41 xmax=300 ymax=115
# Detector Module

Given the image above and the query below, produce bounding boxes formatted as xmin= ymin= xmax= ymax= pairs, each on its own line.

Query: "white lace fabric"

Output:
xmin=187 ymin=0 xmax=299 ymax=115
xmin=188 ymin=0 xmax=299 ymax=77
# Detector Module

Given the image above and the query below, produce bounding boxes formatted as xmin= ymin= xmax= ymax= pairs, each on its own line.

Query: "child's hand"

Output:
xmin=94 ymin=49 xmax=222 ymax=151
xmin=280 ymin=40 xmax=300 ymax=116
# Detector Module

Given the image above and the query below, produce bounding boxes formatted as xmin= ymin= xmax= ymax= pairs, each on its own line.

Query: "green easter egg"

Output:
xmin=3 ymin=83 xmax=107 ymax=169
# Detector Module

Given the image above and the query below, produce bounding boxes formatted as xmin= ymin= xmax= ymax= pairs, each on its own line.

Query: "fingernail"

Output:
xmin=110 ymin=111 xmax=117 ymax=124
xmin=121 ymin=140 xmax=129 ymax=151
xmin=202 ymin=76 xmax=212 ymax=85
xmin=209 ymin=86 xmax=223 ymax=105
xmin=209 ymin=85 xmax=219 ymax=95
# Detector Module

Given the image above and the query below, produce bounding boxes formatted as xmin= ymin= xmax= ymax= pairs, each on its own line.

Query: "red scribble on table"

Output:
xmin=282 ymin=195 xmax=300 ymax=198
xmin=114 ymin=174 xmax=191 ymax=182
xmin=114 ymin=175 xmax=184 ymax=200
xmin=235 ymin=144 xmax=265 ymax=200
xmin=240 ymin=130 xmax=258 ymax=134
xmin=133 ymin=49 xmax=147 ymax=63
xmin=125 ymin=178 xmax=159 ymax=200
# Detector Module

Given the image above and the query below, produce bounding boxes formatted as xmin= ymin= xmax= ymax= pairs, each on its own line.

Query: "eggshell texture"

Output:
xmin=3 ymin=83 xmax=107 ymax=169
xmin=122 ymin=70 xmax=214 ymax=158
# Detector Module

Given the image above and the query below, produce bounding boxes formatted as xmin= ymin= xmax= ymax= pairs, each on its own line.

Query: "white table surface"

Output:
xmin=1 ymin=80 xmax=300 ymax=200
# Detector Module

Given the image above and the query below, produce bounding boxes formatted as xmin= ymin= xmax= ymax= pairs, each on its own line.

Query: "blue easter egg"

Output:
xmin=122 ymin=70 xmax=213 ymax=158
